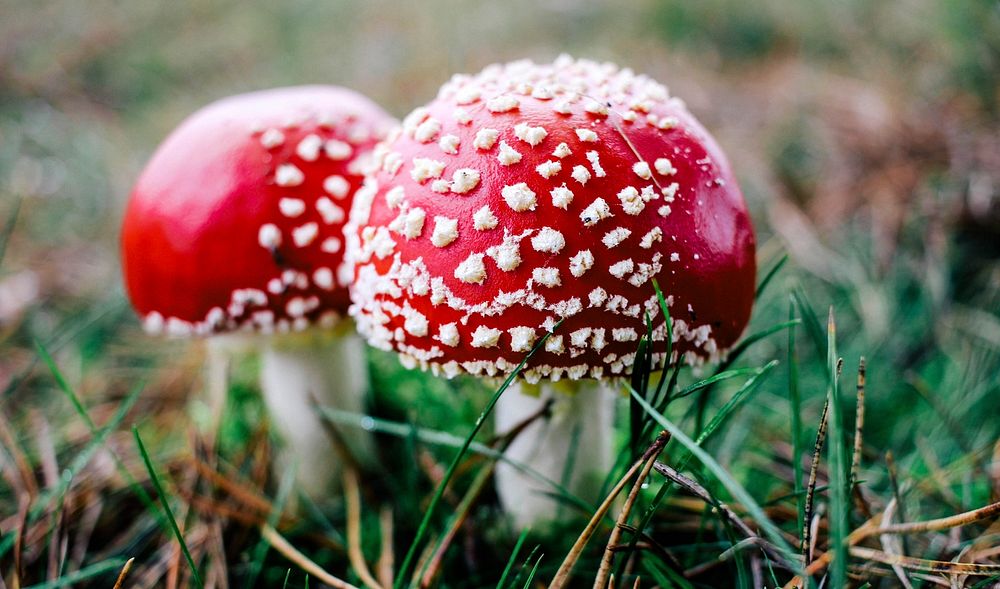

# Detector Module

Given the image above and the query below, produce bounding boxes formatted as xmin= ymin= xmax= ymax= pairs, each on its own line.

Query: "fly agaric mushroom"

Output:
xmin=347 ymin=57 xmax=756 ymax=526
xmin=121 ymin=86 xmax=395 ymax=497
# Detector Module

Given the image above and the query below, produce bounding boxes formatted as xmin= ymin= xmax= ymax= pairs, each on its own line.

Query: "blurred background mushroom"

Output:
xmin=120 ymin=86 xmax=395 ymax=497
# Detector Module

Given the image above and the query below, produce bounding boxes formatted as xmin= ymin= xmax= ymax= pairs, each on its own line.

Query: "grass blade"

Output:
xmin=671 ymin=367 xmax=761 ymax=401
xmin=792 ymin=289 xmax=824 ymax=358
xmin=617 ymin=362 xmax=775 ymax=581
xmin=641 ymin=557 xmax=695 ymax=589
xmin=651 ymin=278 xmax=674 ymax=388
xmin=520 ymin=553 xmax=544 ymax=589
xmin=22 ymin=557 xmax=127 ymax=589
xmin=134 ymin=426 xmax=204 ymax=589
xmin=627 ymin=386 xmax=800 ymax=571
xmin=787 ymin=298 xmax=805 ymax=548
xmin=318 ymin=407 xmax=589 ymax=513
xmin=691 ymin=320 xmax=797 ymax=436
xmin=34 ymin=341 xmax=160 ymax=516
xmin=0 ymin=379 xmax=144 ymax=558
xmin=630 ymin=333 xmax=652 ymax=458
xmin=496 ymin=527 xmax=531 ymax=589
xmin=506 ymin=544 xmax=540 ymax=589
xmin=694 ymin=360 xmax=778 ymax=447
xmin=756 ymin=253 xmax=789 ymax=300
xmin=719 ymin=320 xmax=801 ymax=371
xmin=394 ymin=324 xmax=559 ymax=589
xmin=825 ymin=310 xmax=848 ymax=588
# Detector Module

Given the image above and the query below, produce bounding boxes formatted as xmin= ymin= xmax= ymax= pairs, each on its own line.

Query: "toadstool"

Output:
xmin=346 ymin=57 xmax=756 ymax=526
xmin=121 ymin=86 xmax=396 ymax=497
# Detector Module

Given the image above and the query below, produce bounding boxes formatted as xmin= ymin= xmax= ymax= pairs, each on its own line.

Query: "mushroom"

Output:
xmin=121 ymin=86 xmax=396 ymax=497
xmin=346 ymin=57 xmax=756 ymax=526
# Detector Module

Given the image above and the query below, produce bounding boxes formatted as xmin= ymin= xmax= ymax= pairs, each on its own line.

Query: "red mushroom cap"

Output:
xmin=121 ymin=86 xmax=396 ymax=337
xmin=347 ymin=57 xmax=755 ymax=382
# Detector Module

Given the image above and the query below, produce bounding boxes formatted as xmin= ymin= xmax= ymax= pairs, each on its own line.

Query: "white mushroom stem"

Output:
xmin=202 ymin=335 xmax=256 ymax=447
xmin=259 ymin=328 xmax=374 ymax=500
xmin=494 ymin=379 xmax=617 ymax=529
xmin=204 ymin=337 xmax=232 ymax=438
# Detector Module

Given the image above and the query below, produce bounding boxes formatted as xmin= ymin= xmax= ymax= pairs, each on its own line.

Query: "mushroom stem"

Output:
xmin=259 ymin=328 xmax=373 ymax=500
xmin=494 ymin=379 xmax=617 ymax=528
xmin=204 ymin=337 xmax=232 ymax=441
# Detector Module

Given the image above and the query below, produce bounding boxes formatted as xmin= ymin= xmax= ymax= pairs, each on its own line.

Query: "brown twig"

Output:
xmin=261 ymin=524 xmax=359 ymax=589
xmin=344 ymin=466 xmax=384 ymax=589
xmin=653 ymin=463 xmax=759 ymax=546
xmin=849 ymin=358 xmax=873 ymax=521
xmin=876 ymin=499 xmax=1000 ymax=536
xmin=784 ymin=496 xmax=1000 ymax=586
xmin=849 ymin=546 xmax=1000 ymax=576
xmin=652 ymin=461 xmax=796 ymax=573
xmin=593 ymin=432 xmax=669 ymax=589
xmin=190 ymin=458 xmax=274 ymax=518
xmin=782 ymin=516 xmax=882 ymax=588
xmin=850 ymin=357 xmax=866 ymax=487
xmin=112 ymin=557 xmax=135 ymax=589
xmin=549 ymin=431 xmax=670 ymax=589
xmin=802 ymin=395 xmax=830 ymax=562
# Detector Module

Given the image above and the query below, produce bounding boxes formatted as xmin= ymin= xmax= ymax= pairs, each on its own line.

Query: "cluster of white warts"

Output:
xmin=349 ymin=57 xmax=726 ymax=379
xmin=143 ymin=115 xmax=382 ymax=337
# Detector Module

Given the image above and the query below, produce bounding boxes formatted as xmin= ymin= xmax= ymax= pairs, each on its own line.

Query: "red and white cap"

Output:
xmin=347 ymin=57 xmax=756 ymax=382
xmin=121 ymin=86 xmax=396 ymax=337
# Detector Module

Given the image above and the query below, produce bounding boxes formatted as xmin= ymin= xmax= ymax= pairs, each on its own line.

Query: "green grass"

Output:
xmin=2 ymin=0 xmax=999 ymax=587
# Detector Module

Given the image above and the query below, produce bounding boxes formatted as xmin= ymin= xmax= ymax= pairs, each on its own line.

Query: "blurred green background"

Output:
xmin=2 ymin=0 xmax=1000 ymax=586
xmin=2 ymin=0 xmax=998 ymax=331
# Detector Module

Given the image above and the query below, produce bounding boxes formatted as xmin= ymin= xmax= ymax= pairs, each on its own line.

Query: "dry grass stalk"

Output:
xmin=850 ymin=357 xmax=866 ymax=486
xmin=876 ymin=499 xmax=1000 ymax=536
xmin=803 ymin=395 xmax=830 ymax=562
xmin=112 ymin=557 xmax=135 ymax=589
xmin=378 ymin=506 xmax=395 ymax=589
xmin=850 ymin=546 xmax=1000 ymax=576
xmin=344 ymin=466 xmax=384 ymax=589
xmin=260 ymin=524 xmax=359 ymax=589
xmin=785 ymin=496 xmax=1000 ymax=586
xmin=549 ymin=431 xmax=670 ymax=589
xmin=593 ymin=433 xmax=668 ymax=589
